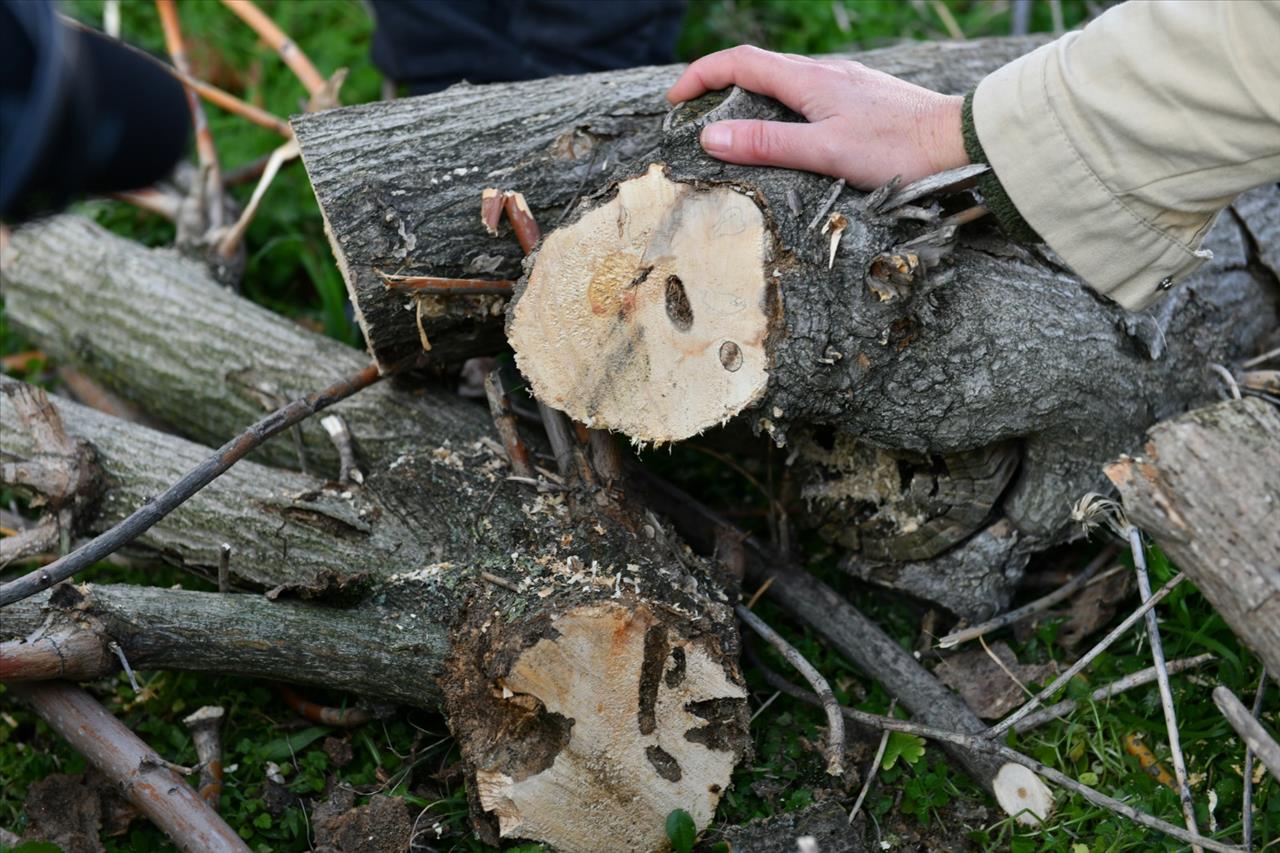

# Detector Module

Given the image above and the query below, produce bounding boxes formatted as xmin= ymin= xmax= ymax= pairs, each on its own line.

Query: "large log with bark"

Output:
xmin=1 ymin=222 xmax=751 ymax=852
xmin=292 ymin=36 xmax=1279 ymax=617
xmin=292 ymin=36 xmax=1051 ymax=370
xmin=1106 ymin=397 xmax=1280 ymax=679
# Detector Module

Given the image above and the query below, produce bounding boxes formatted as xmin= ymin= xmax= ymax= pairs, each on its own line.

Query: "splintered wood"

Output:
xmin=474 ymin=603 xmax=746 ymax=853
xmin=509 ymin=165 xmax=774 ymax=444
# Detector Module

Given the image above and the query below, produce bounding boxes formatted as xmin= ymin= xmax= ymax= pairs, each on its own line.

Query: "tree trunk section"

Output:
xmin=1106 ymin=398 xmax=1280 ymax=679
xmin=292 ymin=37 xmax=1051 ymax=369
xmin=505 ymin=110 xmax=1277 ymax=615
xmin=0 ymin=222 xmax=751 ymax=851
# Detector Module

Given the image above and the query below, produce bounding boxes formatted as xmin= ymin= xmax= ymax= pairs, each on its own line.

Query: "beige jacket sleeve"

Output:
xmin=973 ymin=0 xmax=1280 ymax=310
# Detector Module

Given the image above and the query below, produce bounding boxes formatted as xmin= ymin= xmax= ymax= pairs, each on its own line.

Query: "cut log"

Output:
xmin=1106 ymin=398 xmax=1280 ymax=679
xmin=292 ymin=36 xmax=1052 ymax=369
xmin=0 ymin=236 xmax=750 ymax=852
xmin=505 ymin=104 xmax=1277 ymax=614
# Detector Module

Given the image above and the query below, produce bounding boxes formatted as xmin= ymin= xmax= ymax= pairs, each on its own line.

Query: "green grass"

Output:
xmin=3 ymin=1 xmax=1276 ymax=851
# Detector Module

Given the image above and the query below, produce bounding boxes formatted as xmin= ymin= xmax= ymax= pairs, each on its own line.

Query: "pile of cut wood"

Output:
xmin=2 ymin=26 xmax=1277 ymax=853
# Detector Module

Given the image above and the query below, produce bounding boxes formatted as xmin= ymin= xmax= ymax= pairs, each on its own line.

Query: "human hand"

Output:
xmin=666 ymin=46 xmax=968 ymax=189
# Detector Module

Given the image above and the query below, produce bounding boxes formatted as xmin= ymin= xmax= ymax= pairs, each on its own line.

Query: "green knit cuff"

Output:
xmin=962 ymin=91 xmax=1041 ymax=244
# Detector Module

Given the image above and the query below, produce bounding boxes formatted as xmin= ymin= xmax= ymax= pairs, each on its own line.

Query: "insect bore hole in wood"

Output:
xmin=665 ymin=275 xmax=693 ymax=331
xmin=720 ymin=341 xmax=742 ymax=372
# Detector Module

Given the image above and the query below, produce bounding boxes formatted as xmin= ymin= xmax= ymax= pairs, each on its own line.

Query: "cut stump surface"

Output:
xmin=510 ymin=165 xmax=775 ymax=443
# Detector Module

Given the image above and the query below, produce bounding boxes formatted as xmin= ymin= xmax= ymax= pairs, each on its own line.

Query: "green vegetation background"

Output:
xmin=2 ymin=2 xmax=1275 ymax=852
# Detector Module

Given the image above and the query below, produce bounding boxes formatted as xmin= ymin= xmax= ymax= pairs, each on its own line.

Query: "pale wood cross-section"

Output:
xmin=474 ymin=602 xmax=747 ymax=853
xmin=510 ymin=165 xmax=775 ymax=444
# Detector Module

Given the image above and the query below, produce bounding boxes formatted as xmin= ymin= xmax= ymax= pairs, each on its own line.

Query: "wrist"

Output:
xmin=922 ymin=94 xmax=968 ymax=175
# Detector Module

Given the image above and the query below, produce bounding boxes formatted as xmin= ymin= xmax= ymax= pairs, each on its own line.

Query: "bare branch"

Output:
xmin=1215 ymin=684 xmax=1280 ymax=783
xmin=484 ymin=371 xmax=535 ymax=479
xmin=219 ymin=0 xmax=327 ymax=98
xmin=1011 ymin=654 xmax=1215 ymax=733
xmin=939 ymin=546 xmax=1119 ymax=648
xmin=10 ymin=682 xmax=249 ymax=852
xmin=0 ymin=359 xmax=398 ymax=607
xmin=759 ymin=669 xmax=1243 ymax=853
xmin=1128 ymin=526 xmax=1201 ymax=849
xmin=1242 ymin=669 xmax=1269 ymax=850
xmin=986 ymin=571 xmax=1186 ymax=739
xmin=737 ymin=604 xmax=844 ymax=776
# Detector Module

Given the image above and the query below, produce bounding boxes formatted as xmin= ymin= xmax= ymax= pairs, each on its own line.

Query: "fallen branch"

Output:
xmin=1214 ymin=685 xmax=1280 ymax=782
xmin=986 ymin=572 xmax=1186 ymax=739
xmin=220 ymin=0 xmax=327 ymax=99
xmin=760 ymin=670 xmax=1243 ymax=853
xmin=938 ymin=546 xmax=1118 ymax=648
xmin=156 ymin=0 xmax=223 ymax=230
xmin=1242 ymin=670 xmax=1269 ymax=850
xmin=1128 ymin=526 xmax=1200 ymax=849
xmin=485 ymin=371 xmax=535 ymax=479
xmin=0 ymin=358 xmax=394 ymax=607
xmin=736 ymin=604 xmax=844 ymax=776
xmin=1011 ymin=654 xmax=1215 ymax=733
xmin=630 ymin=467 xmax=1005 ymax=792
xmin=847 ymin=699 xmax=895 ymax=824
xmin=10 ymin=681 xmax=249 ymax=852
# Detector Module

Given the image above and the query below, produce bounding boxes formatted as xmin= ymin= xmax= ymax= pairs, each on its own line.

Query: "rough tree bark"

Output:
xmin=292 ymin=36 xmax=1051 ymax=369
xmin=503 ymin=109 xmax=1277 ymax=619
xmin=1106 ymin=398 xmax=1280 ymax=680
xmin=292 ymin=39 xmax=1279 ymax=618
xmin=1 ymin=221 xmax=750 ymax=853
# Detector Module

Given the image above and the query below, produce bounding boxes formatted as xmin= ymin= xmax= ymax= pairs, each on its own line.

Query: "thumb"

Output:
xmin=698 ymin=119 xmax=830 ymax=174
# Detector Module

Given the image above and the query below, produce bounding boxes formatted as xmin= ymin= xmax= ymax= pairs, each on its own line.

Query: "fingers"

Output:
xmin=666 ymin=45 xmax=822 ymax=110
xmin=698 ymin=119 xmax=838 ymax=176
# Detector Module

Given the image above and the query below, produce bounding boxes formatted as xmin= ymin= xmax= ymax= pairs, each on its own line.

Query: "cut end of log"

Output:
xmin=993 ymin=763 xmax=1054 ymax=826
xmin=509 ymin=164 xmax=776 ymax=444
xmin=453 ymin=600 xmax=748 ymax=853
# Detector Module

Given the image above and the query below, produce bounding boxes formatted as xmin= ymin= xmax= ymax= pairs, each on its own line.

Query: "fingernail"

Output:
xmin=701 ymin=124 xmax=732 ymax=152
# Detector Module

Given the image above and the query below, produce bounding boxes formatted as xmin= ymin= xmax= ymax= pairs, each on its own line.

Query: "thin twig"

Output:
xmin=1129 ymin=526 xmax=1200 ymax=850
xmin=109 ymin=188 xmax=183 ymax=220
xmin=484 ymin=371 xmax=535 ymax=479
xmin=108 ymin=641 xmax=141 ymax=693
xmin=1209 ymin=363 xmax=1242 ymax=401
xmin=480 ymin=571 xmax=522 ymax=593
xmin=746 ymin=576 xmax=775 ymax=610
xmin=156 ymin=0 xmax=224 ymax=229
xmin=736 ymin=603 xmax=844 ymax=776
xmin=849 ymin=699 xmax=896 ymax=824
xmin=0 ymin=360 xmax=402 ymax=607
xmin=807 ymin=178 xmax=846 ymax=231
xmin=321 ymin=414 xmax=363 ymax=485
xmin=220 ymin=0 xmax=327 ymax=97
xmin=759 ymin=669 xmax=1243 ymax=853
xmin=986 ymin=571 xmax=1186 ymax=738
xmin=217 ymin=543 xmax=231 ymax=593
xmin=1241 ymin=346 xmax=1280 ymax=369
xmin=1242 ymin=669 xmax=1269 ymax=850
xmin=216 ymin=138 xmax=300 ymax=258
xmin=1215 ymin=684 xmax=1280 ymax=783
xmin=278 ymin=685 xmax=371 ymax=728
xmin=502 ymin=191 xmax=542 ymax=255
xmin=939 ymin=546 xmax=1118 ymax=648
xmin=169 ymin=68 xmax=293 ymax=137
xmin=1011 ymin=654 xmax=1215 ymax=733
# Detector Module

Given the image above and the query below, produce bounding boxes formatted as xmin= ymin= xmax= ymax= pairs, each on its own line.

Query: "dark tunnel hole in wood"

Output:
xmin=665 ymin=275 xmax=693 ymax=332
